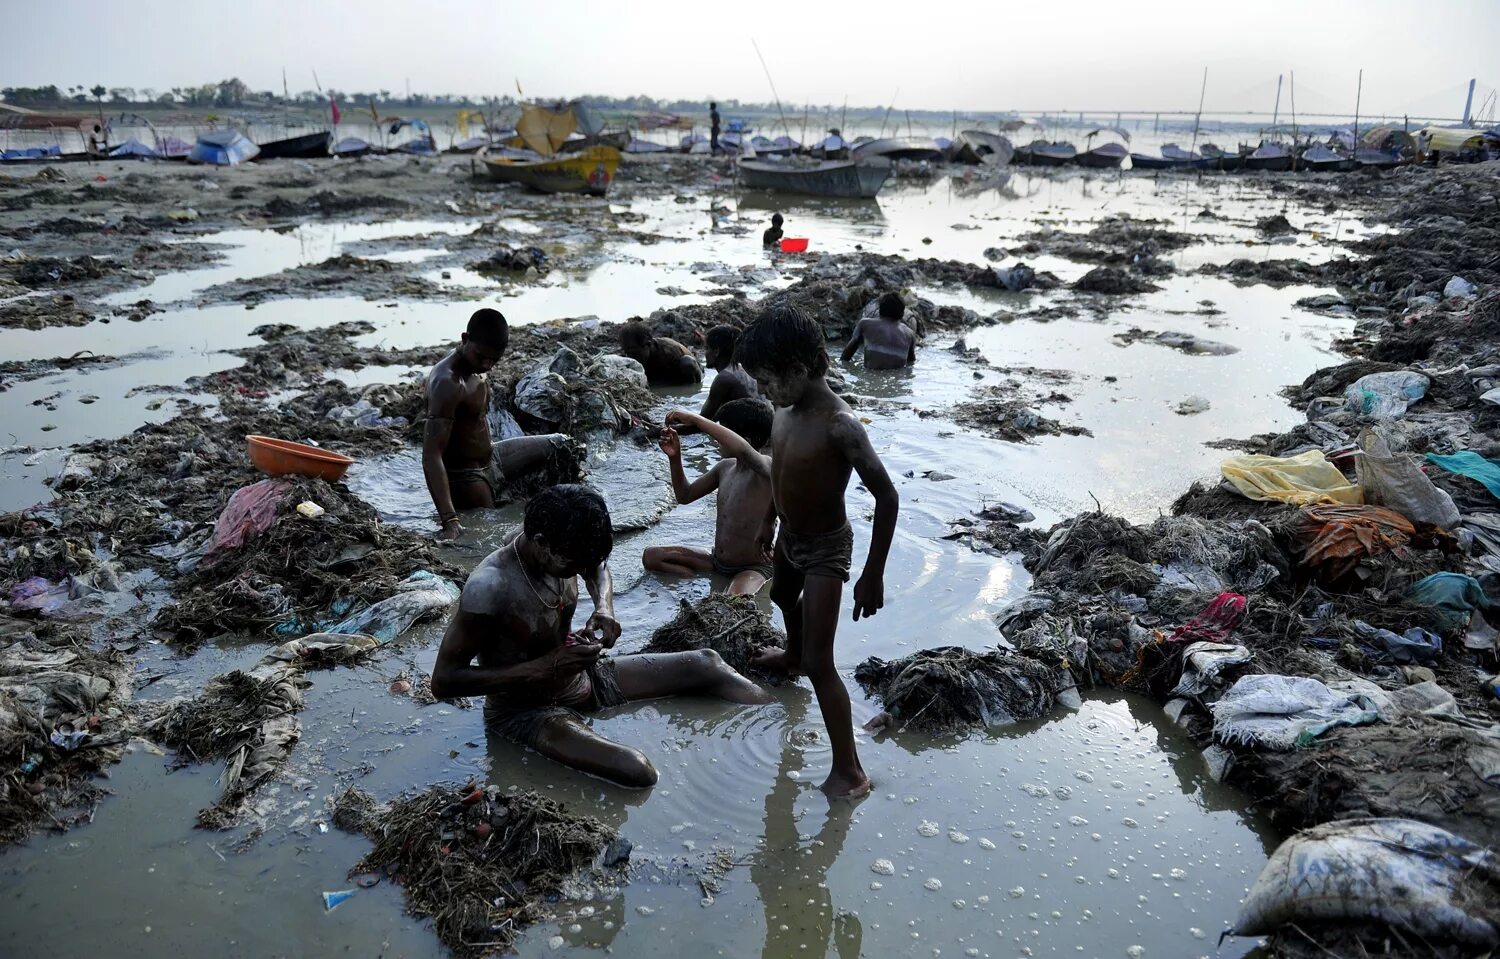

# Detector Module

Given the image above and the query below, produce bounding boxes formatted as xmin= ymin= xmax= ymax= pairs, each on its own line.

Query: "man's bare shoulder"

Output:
xmin=459 ymin=549 xmax=519 ymax=615
xmin=826 ymin=407 xmax=870 ymax=448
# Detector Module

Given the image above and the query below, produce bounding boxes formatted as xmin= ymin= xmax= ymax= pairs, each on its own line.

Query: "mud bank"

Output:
xmin=961 ymin=161 xmax=1500 ymax=958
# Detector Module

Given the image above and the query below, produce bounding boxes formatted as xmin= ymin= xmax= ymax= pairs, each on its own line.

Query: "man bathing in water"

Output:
xmin=841 ymin=292 xmax=916 ymax=371
xmin=736 ymin=304 xmax=901 ymax=799
xmin=431 ymin=484 xmax=771 ymax=787
xmin=619 ymin=321 xmax=703 ymax=386
xmin=643 ymin=398 xmax=777 ymax=596
xmin=423 ymin=308 xmax=575 ymax=540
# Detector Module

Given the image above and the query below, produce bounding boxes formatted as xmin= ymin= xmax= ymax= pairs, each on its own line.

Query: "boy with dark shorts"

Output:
xmin=643 ymin=398 xmax=778 ymax=596
xmin=431 ymin=485 xmax=769 ymax=787
xmin=735 ymin=305 xmax=900 ymax=799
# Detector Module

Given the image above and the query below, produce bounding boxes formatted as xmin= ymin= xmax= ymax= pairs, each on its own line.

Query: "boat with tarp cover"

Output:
xmin=479 ymin=101 xmax=621 ymax=196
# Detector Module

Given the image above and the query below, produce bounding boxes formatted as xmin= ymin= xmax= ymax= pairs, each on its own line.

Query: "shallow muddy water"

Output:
xmin=0 ymin=164 xmax=1368 ymax=957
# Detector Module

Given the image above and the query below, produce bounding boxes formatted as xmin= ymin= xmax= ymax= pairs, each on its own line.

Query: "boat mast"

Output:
xmin=1289 ymin=70 xmax=1298 ymax=149
xmin=1189 ymin=67 xmax=1207 ymax=157
xmin=1462 ymin=78 xmax=1476 ymax=126
xmin=879 ymin=87 xmax=899 ymax=138
xmin=1353 ymin=68 xmax=1363 ymax=153
xmin=750 ymin=39 xmax=791 ymax=141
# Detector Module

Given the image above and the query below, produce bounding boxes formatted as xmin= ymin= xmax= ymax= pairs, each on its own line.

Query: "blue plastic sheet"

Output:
xmin=1426 ymin=450 xmax=1500 ymax=501
xmin=1408 ymin=572 xmax=1492 ymax=631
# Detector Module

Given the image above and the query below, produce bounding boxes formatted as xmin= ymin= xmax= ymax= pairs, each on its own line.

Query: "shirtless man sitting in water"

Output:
xmin=423 ymin=308 xmax=576 ymax=540
xmin=642 ymin=398 xmax=778 ymax=596
xmin=840 ymin=292 xmax=916 ymax=371
xmin=430 ymin=484 xmax=771 ymax=788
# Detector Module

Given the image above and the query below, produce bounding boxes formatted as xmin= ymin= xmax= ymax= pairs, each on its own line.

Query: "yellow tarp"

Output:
xmin=1221 ymin=451 xmax=1363 ymax=506
xmin=1417 ymin=126 xmax=1486 ymax=153
xmin=516 ymin=103 xmax=578 ymax=157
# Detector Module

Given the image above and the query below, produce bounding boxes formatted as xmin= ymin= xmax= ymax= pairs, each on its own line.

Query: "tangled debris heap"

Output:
xmin=854 ymin=646 xmax=1079 ymax=734
xmin=334 ymin=783 xmax=617 ymax=957
xmin=643 ymin=594 xmax=788 ymax=684
xmin=0 ymin=619 xmax=129 ymax=844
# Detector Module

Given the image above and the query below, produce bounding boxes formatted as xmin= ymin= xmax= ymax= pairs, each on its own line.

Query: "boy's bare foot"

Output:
xmin=753 ymin=647 xmax=804 ymax=676
xmin=821 ymin=769 xmax=872 ymax=801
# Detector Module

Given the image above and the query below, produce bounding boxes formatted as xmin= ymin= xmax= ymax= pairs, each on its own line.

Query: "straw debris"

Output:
xmin=643 ymin=594 xmax=788 ymax=684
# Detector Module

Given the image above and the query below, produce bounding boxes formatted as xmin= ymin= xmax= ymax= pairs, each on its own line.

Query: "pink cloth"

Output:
xmin=1166 ymin=591 xmax=1248 ymax=645
xmin=201 ymin=479 xmax=292 ymax=568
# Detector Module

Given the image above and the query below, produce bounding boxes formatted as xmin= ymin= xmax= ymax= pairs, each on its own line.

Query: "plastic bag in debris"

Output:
xmin=1426 ymin=450 xmax=1500 ymax=502
xmin=326 ymin=399 xmax=408 ymax=429
xmin=1221 ymin=450 xmax=1362 ymax=506
xmin=259 ymin=633 xmax=380 ymax=667
xmin=1296 ymin=503 xmax=1416 ymax=581
xmin=327 ymin=571 xmax=460 ymax=643
xmin=1355 ymin=430 xmax=1460 ymax=528
xmin=1171 ymin=642 xmax=1252 ymax=697
xmin=1328 ymin=678 xmax=1462 ymax=723
xmin=586 ymin=355 xmax=649 ymax=389
xmin=1232 ymin=818 xmax=1500 ymax=947
xmin=1444 ymin=276 xmax=1478 ymax=299
xmin=1211 ymin=674 xmax=1380 ymax=750
xmin=199 ymin=479 xmax=294 ymax=570
xmin=993 ymin=592 xmax=1056 ymax=638
xmin=512 ymin=348 xmax=583 ymax=429
xmin=993 ymin=263 xmax=1036 ymax=292
xmin=1343 ymin=370 xmax=1429 ymax=419
xmin=1408 ymin=572 xmax=1492 ymax=632
xmin=1350 ymin=620 xmax=1442 ymax=664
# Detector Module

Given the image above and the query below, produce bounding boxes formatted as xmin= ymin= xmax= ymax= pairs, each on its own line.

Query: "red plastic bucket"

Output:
xmin=780 ymin=237 xmax=809 ymax=253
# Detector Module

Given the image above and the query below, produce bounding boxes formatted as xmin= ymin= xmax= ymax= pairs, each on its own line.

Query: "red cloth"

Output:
xmin=1165 ymin=591 xmax=1247 ymax=645
xmin=329 ymin=98 xmax=341 ymax=125
xmin=201 ymin=479 xmax=293 ymax=568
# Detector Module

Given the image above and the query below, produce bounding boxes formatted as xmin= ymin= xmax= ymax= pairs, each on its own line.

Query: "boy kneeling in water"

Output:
xmin=739 ymin=305 xmax=900 ymax=799
xmin=431 ymin=484 xmax=770 ymax=788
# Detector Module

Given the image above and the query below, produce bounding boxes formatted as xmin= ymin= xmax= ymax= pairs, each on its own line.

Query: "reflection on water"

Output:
xmin=0 ymin=166 xmax=1346 ymax=957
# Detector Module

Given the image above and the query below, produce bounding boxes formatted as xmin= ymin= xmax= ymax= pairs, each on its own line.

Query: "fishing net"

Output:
xmin=642 ymin=594 xmax=788 ymax=684
xmin=853 ymin=646 xmax=1072 ymax=734
xmin=336 ymin=783 xmax=616 ymax=957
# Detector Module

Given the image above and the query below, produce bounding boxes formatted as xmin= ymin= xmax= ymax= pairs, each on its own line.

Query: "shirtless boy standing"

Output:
xmin=423 ymin=308 xmax=576 ymax=540
xmin=431 ymin=484 xmax=771 ymax=787
xmin=840 ymin=292 xmax=916 ymax=370
xmin=642 ymin=398 xmax=777 ymax=596
xmin=736 ymin=304 xmax=900 ymax=799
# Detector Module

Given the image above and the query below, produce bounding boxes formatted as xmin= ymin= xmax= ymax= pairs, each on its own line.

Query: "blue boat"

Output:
xmin=188 ymin=130 xmax=260 ymax=166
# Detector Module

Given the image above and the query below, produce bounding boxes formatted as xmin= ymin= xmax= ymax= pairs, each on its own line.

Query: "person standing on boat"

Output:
xmin=710 ymin=102 xmax=721 ymax=155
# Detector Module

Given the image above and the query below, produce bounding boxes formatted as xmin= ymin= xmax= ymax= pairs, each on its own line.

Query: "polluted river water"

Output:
xmin=0 ymin=163 xmax=1373 ymax=957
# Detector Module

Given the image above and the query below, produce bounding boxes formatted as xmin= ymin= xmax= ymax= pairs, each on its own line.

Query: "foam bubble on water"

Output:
xmin=1074 ymin=771 xmax=1094 ymax=783
xmin=548 ymin=935 xmax=566 ymax=950
xmin=918 ymin=820 xmax=941 ymax=837
xmin=978 ymin=838 xmax=996 ymax=850
xmin=966 ymin=949 xmax=980 ymax=957
xmin=1091 ymin=833 xmax=1102 ymax=841
xmin=635 ymin=906 xmax=656 ymax=916
xmin=952 ymin=899 xmax=966 ymax=909
xmin=871 ymin=859 xmax=896 ymax=876
xmin=871 ymin=881 xmax=884 ymax=890
xmin=949 ymin=830 xmax=970 ymax=844
xmin=568 ymin=923 xmax=582 ymax=933
xmin=1068 ymin=816 xmax=1088 ymax=827
xmin=1012 ymin=830 xmax=1025 ymax=838
xmin=1189 ymin=927 xmax=1206 ymax=939
xmin=1054 ymin=786 xmax=1073 ymax=800
xmin=1108 ymin=868 xmax=1120 ymax=879
xmin=1122 ymin=817 xmax=1139 ymax=828
xmin=924 ymin=877 xmax=943 ymax=891
xmin=1009 ymin=886 xmax=1025 ymax=898
xmin=1021 ymin=783 xmax=1050 ymax=798
xmin=1169 ymin=868 xmax=1186 ymax=880
xmin=977 ymin=895 xmax=990 ymax=904
xmin=903 ymin=795 xmax=920 ymax=805
xmin=1126 ymin=946 xmax=1145 ymax=958
xmin=1111 ymin=781 xmax=1126 ymax=789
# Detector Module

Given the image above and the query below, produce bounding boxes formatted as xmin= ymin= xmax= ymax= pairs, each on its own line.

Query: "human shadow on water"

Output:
xmin=750 ymin=691 xmax=863 ymax=959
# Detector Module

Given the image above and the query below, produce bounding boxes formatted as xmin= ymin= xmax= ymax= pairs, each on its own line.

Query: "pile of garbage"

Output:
xmin=643 ymin=594 xmax=788 ymax=684
xmin=506 ymin=346 xmax=658 ymax=440
xmin=854 ymin=646 xmax=1079 ymax=734
xmin=0 ymin=618 xmax=129 ymax=844
xmin=333 ymin=783 xmax=620 ymax=957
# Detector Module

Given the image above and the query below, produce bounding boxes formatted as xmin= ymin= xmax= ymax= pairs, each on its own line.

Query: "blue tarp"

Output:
xmin=0 ymin=145 xmax=62 ymax=160
xmin=1426 ymin=450 xmax=1500 ymax=501
xmin=188 ymin=130 xmax=259 ymax=166
xmin=109 ymin=138 xmax=161 ymax=159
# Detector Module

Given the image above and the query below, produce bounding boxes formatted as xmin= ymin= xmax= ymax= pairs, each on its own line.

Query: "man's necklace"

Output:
xmin=513 ymin=540 xmax=564 ymax=610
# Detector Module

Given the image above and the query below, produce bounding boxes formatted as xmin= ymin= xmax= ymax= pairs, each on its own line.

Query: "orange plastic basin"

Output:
xmin=246 ymin=434 xmax=354 ymax=481
xmin=780 ymin=237 xmax=809 ymax=253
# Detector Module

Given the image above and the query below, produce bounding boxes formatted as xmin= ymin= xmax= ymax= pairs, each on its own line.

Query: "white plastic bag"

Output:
xmin=1344 ymin=371 xmax=1428 ymax=418
xmin=1355 ymin=429 xmax=1460 ymax=529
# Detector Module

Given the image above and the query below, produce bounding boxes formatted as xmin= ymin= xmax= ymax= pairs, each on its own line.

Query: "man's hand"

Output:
xmin=582 ymin=611 xmax=622 ymax=648
xmin=547 ymin=642 xmax=602 ymax=674
xmin=664 ymin=410 xmax=692 ymax=431
xmin=437 ymin=518 xmax=463 ymax=541
xmin=852 ymin=572 xmax=884 ymax=621
xmin=658 ymin=426 xmax=681 ymax=458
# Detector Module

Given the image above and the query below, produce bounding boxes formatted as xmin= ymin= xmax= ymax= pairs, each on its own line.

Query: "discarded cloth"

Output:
xmin=1296 ymin=503 xmax=1415 ymax=581
xmin=1426 ymin=450 xmax=1500 ymax=502
xmin=328 ymin=571 xmax=460 ymax=643
xmin=1171 ymin=642 xmax=1252 ymax=697
xmin=1408 ymin=572 xmax=1492 ymax=632
xmin=1233 ymin=818 xmax=1500 ymax=947
xmin=1220 ymin=451 xmax=1362 ymax=506
xmin=1350 ymin=620 xmax=1442 ymax=664
xmin=1355 ymin=430 xmax=1459 ymax=528
xmin=1165 ymin=591 xmax=1247 ymax=646
xmin=200 ymin=479 xmax=293 ymax=569
xmin=1328 ymin=679 xmax=1461 ymax=723
xmin=1343 ymin=370 xmax=1429 ymax=419
xmin=1211 ymin=674 xmax=1380 ymax=750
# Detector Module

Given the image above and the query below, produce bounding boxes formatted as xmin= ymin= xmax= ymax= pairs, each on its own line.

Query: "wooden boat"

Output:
xmin=737 ymin=157 xmax=891 ymax=198
xmin=1017 ymin=140 xmax=1077 ymax=166
xmin=256 ymin=130 xmax=331 ymax=160
xmin=951 ymin=130 xmax=1013 ymax=165
xmin=1298 ymin=143 xmax=1355 ymax=172
xmin=188 ymin=130 xmax=259 ymax=165
xmin=1200 ymin=143 xmax=1248 ymax=172
xmin=1244 ymin=142 xmax=1293 ymax=172
xmin=1075 ymin=142 xmax=1127 ymax=168
xmin=479 ymin=144 xmax=621 ymax=196
xmin=851 ymin=136 xmax=945 ymax=163
xmin=332 ymin=137 xmax=377 ymax=158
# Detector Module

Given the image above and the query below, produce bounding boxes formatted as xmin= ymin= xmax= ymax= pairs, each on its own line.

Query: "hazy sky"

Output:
xmin=7 ymin=0 xmax=1498 ymax=120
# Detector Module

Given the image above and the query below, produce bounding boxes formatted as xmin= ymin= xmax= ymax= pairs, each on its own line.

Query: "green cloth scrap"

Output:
xmin=1426 ymin=451 xmax=1500 ymax=501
